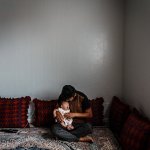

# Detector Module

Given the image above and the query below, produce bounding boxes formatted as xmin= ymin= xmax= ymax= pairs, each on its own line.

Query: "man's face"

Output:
xmin=66 ymin=93 xmax=76 ymax=102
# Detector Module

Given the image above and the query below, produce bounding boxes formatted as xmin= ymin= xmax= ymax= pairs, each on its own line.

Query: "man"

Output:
xmin=51 ymin=85 xmax=93 ymax=142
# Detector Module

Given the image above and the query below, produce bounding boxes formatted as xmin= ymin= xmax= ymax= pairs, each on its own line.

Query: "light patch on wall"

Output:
xmin=91 ymin=36 xmax=106 ymax=65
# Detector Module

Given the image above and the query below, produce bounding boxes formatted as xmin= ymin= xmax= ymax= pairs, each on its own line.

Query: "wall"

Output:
xmin=124 ymin=0 xmax=150 ymax=118
xmin=0 ymin=0 xmax=123 ymax=114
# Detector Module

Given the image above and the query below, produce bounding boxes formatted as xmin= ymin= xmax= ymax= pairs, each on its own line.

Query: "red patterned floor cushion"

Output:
xmin=0 ymin=96 xmax=31 ymax=128
xmin=33 ymin=99 xmax=57 ymax=127
xmin=120 ymin=111 xmax=150 ymax=150
xmin=146 ymin=137 xmax=150 ymax=150
xmin=33 ymin=97 xmax=104 ymax=127
xmin=109 ymin=96 xmax=130 ymax=135
xmin=88 ymin=97 xmax=104 ymax=126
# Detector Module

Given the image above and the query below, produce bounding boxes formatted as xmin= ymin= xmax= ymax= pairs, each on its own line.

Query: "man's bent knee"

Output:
xmin=51 ymin=124 xmax=79 ymax=142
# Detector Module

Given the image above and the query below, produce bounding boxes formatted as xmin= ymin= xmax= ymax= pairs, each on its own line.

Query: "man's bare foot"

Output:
xmin=79 ymin=136 xmax=94 ymax=143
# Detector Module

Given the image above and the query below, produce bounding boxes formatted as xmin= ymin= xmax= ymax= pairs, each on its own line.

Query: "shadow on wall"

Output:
xmin=0 ymin=0 xmax=42 ymax=38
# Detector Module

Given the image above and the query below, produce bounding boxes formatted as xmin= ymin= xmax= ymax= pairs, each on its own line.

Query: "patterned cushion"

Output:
xmin=120 ymin=112 xmax=150 ymax=150
xmin=146 ymin=137 xmax=150 ymax=150
xmin=33 ymin=97 xmax=104 ymax=127
xmin=33 ymin=99 xmax=57 ymax=127
xmin=109 ymin=96 xmax=130 ymax=135
xmin=0 ymin=96 xmax=31 ymax=128
xmin=88 ymin=97 xmax=104 ymax=126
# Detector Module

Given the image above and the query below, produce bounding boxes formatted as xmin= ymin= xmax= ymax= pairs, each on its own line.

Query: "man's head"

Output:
xmin=61 ymin=85 xmax=76 ymax=101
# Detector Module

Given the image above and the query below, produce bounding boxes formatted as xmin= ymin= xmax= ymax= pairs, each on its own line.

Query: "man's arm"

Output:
xmin=75 ymin=107 xmax=93 ymax=118
xmin=53 ymin=109 xmax=64 ymax=123
xmin=64 ymin=107 xmax=93 ymax=119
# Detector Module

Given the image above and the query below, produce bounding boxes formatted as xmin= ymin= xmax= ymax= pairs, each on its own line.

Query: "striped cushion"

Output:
xmin=0 ymin=96 xmax=31 ymax=128
xmin=120 ymin=113 xmax=150 ymax=150
xmin=109 ymin=96 xmax=130 ymax=135
xmin=33 ymin=99 xmax=57 ymax=127
xmin=33 ymin=98 xmax=104 ymax=127
xmin=146 ymin=137 xmax=150 ymax=150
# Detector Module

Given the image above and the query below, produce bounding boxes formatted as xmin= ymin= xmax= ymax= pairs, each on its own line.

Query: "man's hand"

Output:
xmin=64 ymin=113 xmax=76 ymax=119
xmin=53 ymin=109 xmax=64 ymax=123
xmin=64 ymin=108 xmax=93 ymax=119
xmin=56 ymin=111 xmax=64 ymax=123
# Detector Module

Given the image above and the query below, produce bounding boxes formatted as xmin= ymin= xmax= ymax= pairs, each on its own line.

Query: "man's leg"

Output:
xmin=51 ymin=123 xmax=79 ymax=142
xmin=70 ymin=123 xmax=92 ymax=138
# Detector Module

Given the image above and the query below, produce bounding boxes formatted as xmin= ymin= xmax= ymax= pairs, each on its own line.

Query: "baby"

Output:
xmin=54 ymin=101 xmax=74 ymax=130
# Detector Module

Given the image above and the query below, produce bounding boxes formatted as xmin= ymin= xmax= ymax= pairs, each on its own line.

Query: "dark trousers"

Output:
xmin=51 ymin=122 xmax=92 ymax=142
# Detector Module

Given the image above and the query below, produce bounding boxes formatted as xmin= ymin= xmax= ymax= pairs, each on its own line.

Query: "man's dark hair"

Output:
xmin=58 ymin=85 xmax=76 ymax=105
xmin=61 ymin=85 xmax=76 ymax=100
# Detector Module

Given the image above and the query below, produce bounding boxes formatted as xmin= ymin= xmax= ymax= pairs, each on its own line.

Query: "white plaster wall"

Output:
xmin=124 ymin=0 xmax=150 ymax=118
xmin=0 ymin=0 xmax=123 ymax=109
